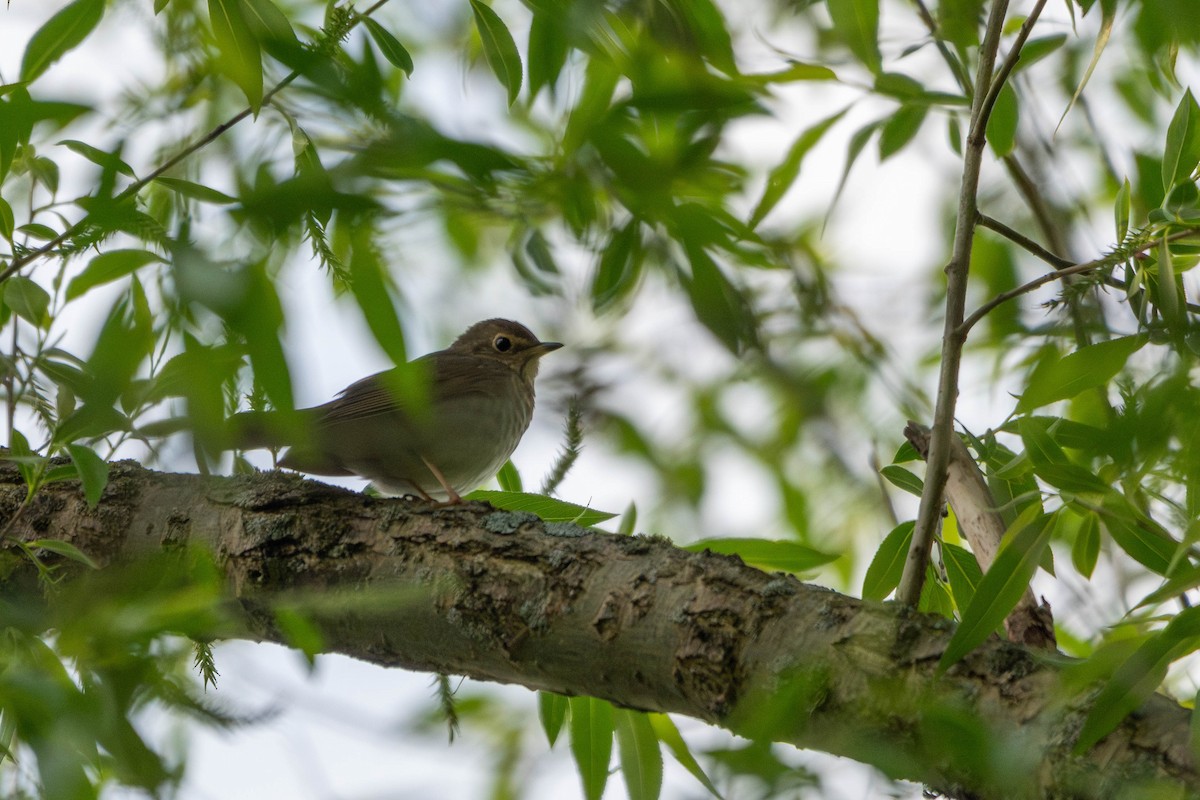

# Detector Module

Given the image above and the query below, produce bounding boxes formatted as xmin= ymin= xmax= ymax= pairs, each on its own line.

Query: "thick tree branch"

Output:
xmin=0 ymin=461 xmax=1196 ymax=798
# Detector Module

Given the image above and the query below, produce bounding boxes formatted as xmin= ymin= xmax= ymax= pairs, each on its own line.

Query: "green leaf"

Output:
xmin=274 ymin=606 xmax=325 ymax=665
xmin=986 ymin=82 xmax=1019 ymax=158
xmin=1076 ymin=607 xmax=1200 ymax=753
xmin=878 ymin=104 xmax=926 ymax=160
xmin=363 ymin=18 xmax=414 ymax=76
xmin=749 ymin=108 xmax=847 ymax=228
xmin=17 ymin=223 xmax=59 ymax=241
xmin=27 ymin=537 xmax=99 ymax=569
xmin=615 ymin=709 xmax=663 ymax=800
xmin=683 ymin=538 xmax=839 ymax=574
xmin=528 ymin=10 xmax=569 ymax=98
xmin=862 ymin=521 xmax=913 ymax=601
xmin=4 ymin=276 xmax=52 ymax=328
xmin=20 ymin=0 xmax=105 ymax=83
xmin=939 ymin=511 xmax=1054 ymax=671
xmin=569 ymin=696 xmax=614 ymax=800
xmin=0 ymin=197 xmax=13 ymax=241
xmin=209 ymin=0 xmax=264 ymax=110
xmin=347 ymin=228 xmax=408 ymax=367
xmin=1018 ymin=336 xmax=1145 ymax=412
xmin=1013 ymin=34 xmax=1068 ymax=73
xmin=58 ymin=139 xmax=135 ymax=177
xmin=496 ymin=460 xmax=523 ymax=492
xmin=154 ymin=176 xmax=237 ymax=204
xmin=647 ymin=714 xmax=724 ymax=799
xmin=465 ymin=490 xmax=617 ymax=527
xmin=1099 ymin=496 xmax=1178 ymax=576
xmin=66 ymin=443 xmax=108 ymax=508
xmin=66 ymin=249 xmax=164 ymax=301
xmin=943 ymin=542 xmax=984 ymax=613
xmin=880 ymin=464 xmax=923 ymax=496
xmin=1163 ymin=89 xmax=1200 ymax=192
xmin=591 ymin=221 xmax=643 ymax=311
xmin=1071 ymin=512 xmax=1100 ymax=578
xmin=681 ymin=244 xmax=757 ymax=354
xmin=470 ymin=0 xmax=522 ymax=106
xmin=1115 ymin=177 xmax=1131 ymax=242
xmin=826 ymin=0 xmax=881 ymax=73
xmin=539 ymin=691 xmax=568 ymax=746
xmin=1057 ymin=3 xmax=1113 ymax=131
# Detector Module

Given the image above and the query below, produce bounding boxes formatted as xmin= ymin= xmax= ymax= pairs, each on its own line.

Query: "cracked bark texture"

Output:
xmin=0 ymin=460 xmax=1196 ymax=799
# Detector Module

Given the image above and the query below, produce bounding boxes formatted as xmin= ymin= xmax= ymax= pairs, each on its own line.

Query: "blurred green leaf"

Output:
xmin=943 ymin=542 xmax=984 ymax=613
xmin=347 ymin=226 xmax=408 ymax=366
xmin=1115 ymin=177 xmax=1131 ymax=241
xmin=209 ymin=0 xmax=263 ymax=110
xmin=66 ymin=249 xmax=164 ymax=301
xmin=862 ymin=521 xmax=913 ymax=601
xmin=684 ymin=538 xmax=839 ymax=574
xmin=1071 ymin=512 xmax=1101 ymax=578
xmin=466 ymin=490 xmax=617 ymax=526
xmin=66 ymin=443 xmax=108 ymax=508
xmin=58 ymin=139 xmax=135 ymax=177
xmin=750 ymin=108 xmax=847 ymax=228
xmin=539 ymin=691 xmax=568 ymax=746
xmin=19 ymin=0 xmax=105 ymax=83
xmin=528 ymin=9 xmax=569 ymax=98
xmin=0 ymin=197 xmax=13 ymax=240
xmin=153 ymin=177 xmax=236 ymax=204
xmin=879 ymin=104 xmax=927 ymax=160
xmin=470 ymin=0 xmax=522 ymax=105
xmin=1099 ymin=495 xmax=1178 ymax=576
xmin=569 ymin=696 xmax=614 ymax=800
xmin=615 ymin=709 xmax=663 ymax=800
xmin=591 ymin=221 xmax=644 ymax=311
xmin=363 ymin=18 xmax=414 ymax=76
xmin=4 ymin=276 xmax=51 ymax=328
xmin=274 ymin=606 xmax=325 ymax=666
xmin=827 ymin=0 xmax=881 ymax=73
xmin=1076 ymin=607 xmax=1200 ymax=753
xmin=17 ymin=222 xmax=59 ymax=241
xmin=940 ymin=510 xmax=1053 ymax=670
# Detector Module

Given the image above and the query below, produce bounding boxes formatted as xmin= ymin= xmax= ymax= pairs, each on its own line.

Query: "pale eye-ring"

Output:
xmin=493 ymin=335 xmax=513 ymax=352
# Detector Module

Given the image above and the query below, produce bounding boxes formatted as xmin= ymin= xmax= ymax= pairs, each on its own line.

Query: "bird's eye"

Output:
xmin=493 ymin=335 xmax=513 ymax=352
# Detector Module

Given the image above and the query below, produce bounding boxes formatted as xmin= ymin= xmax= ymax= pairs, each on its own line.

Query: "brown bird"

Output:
xmin=233 ymin=319 xmax=562 ymax=502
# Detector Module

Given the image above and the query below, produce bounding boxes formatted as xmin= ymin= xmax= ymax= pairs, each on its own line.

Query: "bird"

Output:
xmin=232 ymin=319 xmax=562 ymax=503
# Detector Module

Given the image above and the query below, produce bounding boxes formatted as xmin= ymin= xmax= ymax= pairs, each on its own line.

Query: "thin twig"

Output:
xmin=975 ymin=0 xmax=1050 ymax=142
xmin=978 ymin=213 xmax=1072 ymax=269
xmin=960 ymin=226 xmax=1200 ymax=335
xmin=896 ymin=0 xmax=1015 ymax=608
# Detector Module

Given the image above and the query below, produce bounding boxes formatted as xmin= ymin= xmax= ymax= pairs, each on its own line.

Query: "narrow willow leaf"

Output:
xmin=528 ymin=10 xmax=569 ymax=97
xmin=154 ymin=177 xmax=236 ymax=204
xmin=939 ymin=512 xmax=1054 ymax=670
xmin=20 ymin=0 xmax=105 ymax=83
xmin=569 ymin=696 xmax=614 ymax=800
xmin=615 ymin=709 xmax=663 ymax=800
xmin=1058 ymin=4 xmax=1113 ymax=131
xmin=1100 ymin=496 xmax=1177 ymax=576
xmin=878 ymin=104 xmax=927 ymax=160
xmin=209 ymin=0 xmax=264 ymax=110
xmin=539 ymin=691 xmax=568 ymax=746
xmin=348 ymin=232 xmax=408 ymax=366
xmin=1018 ymin=336 xmax=1145 ymax=412
xmin=4 ymin=276 xmax=52 ymax=328
xmin=1163 ymin=89 xmax=1200 ymax=192
xmin=684 ymin=537 xmax=839 ymax=573
xmin=27 ymin=538 xmax=99 ymax=569
xmin=17 ymin=223 xmax=59 ymax=241
xmin=58 ymin=139 xmax=135 ymax=177
xmin=943 ymin=542 xmax=984 ymax=613
xmin=496 ymin=460 xmax=523 ymax=493
xmin=826 ymin=0 xmax=881 ymax=73
xmin=862 ymin=521 xmax=914 ymax=601
xmin=646 ymin=714 xmax=724 ymax=799
xmin=749 ymin=108 xmax=847 ymax=228
xmin=465 ymin=490 xmax=617 ymax=526
xmin=591 ymin=221 xmax=643 ymax=311
xmin=1076 ymin=607 xmax=1200 ymax=753
xmin=880 ymin=464 xmax=923 ymax=496
xmin=364 ymin=18 xmax=414 ymax=76
xmin=67 ymin=249 xmax=164 ymax=301
xmin=66 ymin=443 xmax=108 ymax=508
xmin=470 ymin=0 xmax=522 ymax=105
xmin=1115 ymin=177 xmax=1131 ymax=241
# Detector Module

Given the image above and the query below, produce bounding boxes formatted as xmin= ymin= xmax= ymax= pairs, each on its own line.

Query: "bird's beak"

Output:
xmin=534 ymin=341 xmax=564 ymax=356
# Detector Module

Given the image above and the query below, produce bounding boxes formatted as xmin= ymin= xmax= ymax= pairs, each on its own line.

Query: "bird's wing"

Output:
xmin=311 ymin=352 xmax=500 ymax=426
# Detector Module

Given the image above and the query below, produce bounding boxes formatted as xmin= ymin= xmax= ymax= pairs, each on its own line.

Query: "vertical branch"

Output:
xmin=895 ymin=0 xmax=1013 ymax=607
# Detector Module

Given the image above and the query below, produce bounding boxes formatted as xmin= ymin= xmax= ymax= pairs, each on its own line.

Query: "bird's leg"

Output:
xmin=421 ymin=456 xmax=462 ymax=504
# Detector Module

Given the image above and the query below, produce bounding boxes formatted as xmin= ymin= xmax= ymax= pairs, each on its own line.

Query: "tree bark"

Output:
xmin=0 ymin=460 xmax=1195 ymax=799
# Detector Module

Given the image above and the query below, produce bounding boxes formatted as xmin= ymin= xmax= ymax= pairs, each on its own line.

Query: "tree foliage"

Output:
xmin=2 ymin=0 xmax=1200 ymax=797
